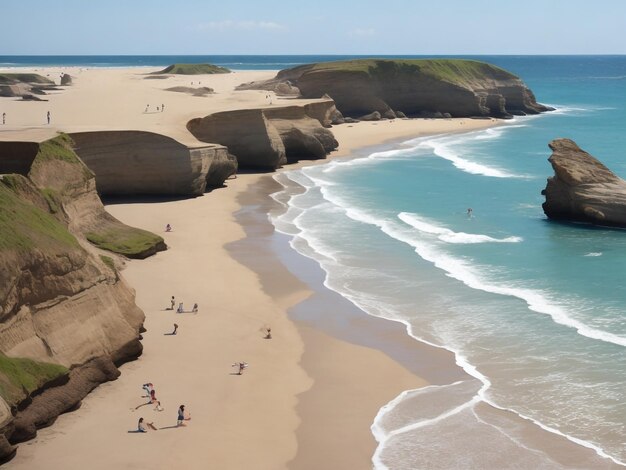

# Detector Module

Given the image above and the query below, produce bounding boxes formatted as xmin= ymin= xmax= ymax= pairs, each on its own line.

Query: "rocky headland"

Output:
xmin=542 ymin=138 xmax=626 ymax=227
xmin=0 ymin=134 xmax=166 ymax=463
xmin=237 ymin=59 xmax=553 ymax=120
xmin=187 ymin=98 xmax=339 ymax=169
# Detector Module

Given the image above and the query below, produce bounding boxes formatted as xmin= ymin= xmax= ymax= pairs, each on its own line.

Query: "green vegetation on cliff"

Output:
xmin=0 ymin=354 xmax=68 ymax=405
xmin=153 ymin=63 xmax=231 ymax=75
xmin=300 ymin=59 xmax=516 ymax=87
xmin=32 ymin=134 xmax=83 ymax=166
xmin=0 ymin=176 xmax=79 ymax=251
xmin=87 ymin=227 xmax=164 ymax=258
xmin=0 ymin=73 xmax=54 ymax=85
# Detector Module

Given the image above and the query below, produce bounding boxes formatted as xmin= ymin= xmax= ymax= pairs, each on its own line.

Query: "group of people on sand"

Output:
xmin=167 ymin=295 xmax=198 ymax=315
xmin=136 ymin=382 xmax=190 ymax=432
xmin=144 ymin=104 xmax=165 ymax=113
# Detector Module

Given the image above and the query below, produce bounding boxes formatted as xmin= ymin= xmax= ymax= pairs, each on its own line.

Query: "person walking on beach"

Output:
xmin=265 ymin=327 xmax=272 ymax=339
xmin=142 ymin=383 xmax=153 ymax=397
xmin=171 ymin=323 xmax=178 ymax=335
xmin=233 ymin=362 xmax=248 ymax=375
xmin=46 ymin=111 xmax=50 ymax=124
xmin=177 ymin=302 xmax=184 ymax=313
xmin=2 ymin=113 xmax=5 ymax=125
xmin=170 ymin=296 xmax=175 ymax=310
xmin=192 ymin=303 xmax=198 ymax=313
xmin=177 ymin=405 xmax=186 ymax=427
xmin=161 ymin=104 xmax=165 ymax=112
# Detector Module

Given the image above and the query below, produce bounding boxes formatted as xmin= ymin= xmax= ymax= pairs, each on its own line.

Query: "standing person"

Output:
xmin=192 ymin=303 xmax=198 ymax=313
xmin=170 ymin=296 xmax=175 ymax=310
xmin=233 ymin=362 xmax=248 ymax=375
xmin=2 ymin=112 xmax=5 ymax=125
xmin=467 ymin=208 xmax=473 ymax=217
xmin=177 ymin=405 xmax=186 ymax=427
xmin=47 ymin=111 xmax=50 ymax=124
xmin=161 ymin=104 xmax=164 ymax=112
xmin=172 ymin=323 xmax=178 ymax=335
xmin=177 ymin=302 xmax=184 ymax=313
xmin=165 ymin=224 xmax=172 ymax=232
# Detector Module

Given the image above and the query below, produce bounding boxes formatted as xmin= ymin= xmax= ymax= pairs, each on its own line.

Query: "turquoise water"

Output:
xmin=271 ymin=57 xmax=626 ymax=467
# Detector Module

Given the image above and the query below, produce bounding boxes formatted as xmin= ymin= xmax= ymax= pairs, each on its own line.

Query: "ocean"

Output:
xmin=4 ymin=54 xmax=624 ymax=466
xmin=268 ymin=56 xmax=626 ymax=468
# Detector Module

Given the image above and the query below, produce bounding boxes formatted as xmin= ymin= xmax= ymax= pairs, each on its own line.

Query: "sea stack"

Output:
xmin=542 ymin=138 xmax=626 ymax=227
xmin=237 ymin=59 xmax=553 ymax=119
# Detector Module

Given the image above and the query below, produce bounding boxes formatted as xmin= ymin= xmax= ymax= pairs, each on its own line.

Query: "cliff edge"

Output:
xmin=0 ymin=135 xmax=165 ymax=463
xmin=237 ymin=59 xmax=553 ymax=119
xmin=542 ymin=138 xmax=626 ymax=227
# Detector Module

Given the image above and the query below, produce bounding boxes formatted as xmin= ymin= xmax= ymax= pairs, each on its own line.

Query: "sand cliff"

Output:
xmin=0 ymin=135 xmax=166 ymax=463
xmin=238 ymin=59 xmax=553 ymax=119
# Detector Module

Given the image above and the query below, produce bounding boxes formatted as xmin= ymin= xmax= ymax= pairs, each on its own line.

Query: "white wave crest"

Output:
xmin=398 ymin=212 xmax=523 ymax=244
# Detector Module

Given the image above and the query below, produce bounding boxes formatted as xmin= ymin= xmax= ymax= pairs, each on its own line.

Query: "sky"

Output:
xmin=3 ymin=0 xmax=626 ymax=55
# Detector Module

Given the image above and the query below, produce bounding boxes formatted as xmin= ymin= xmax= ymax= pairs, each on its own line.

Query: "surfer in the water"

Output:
xmin=467 ymin=208 xmax=473 ymax=217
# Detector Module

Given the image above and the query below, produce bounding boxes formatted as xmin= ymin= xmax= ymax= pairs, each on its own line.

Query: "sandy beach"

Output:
xmin=2 ymin=66 xmax=500 ymax=469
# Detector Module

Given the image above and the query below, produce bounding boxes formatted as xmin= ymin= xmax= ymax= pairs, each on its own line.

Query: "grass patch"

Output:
xmin=0 ymin=73 xmax=54 ymax=85
xmin=32 ymin=134 xmax=82 ymax=165
xmin=99 ymin=254 xmax=116 ymax=271
xmin=153 ymin=63 xmax=230 ymax=75
xmin=0 ymin=176 xmax=79 ymax=251
xmin=0 ymin=353 xmax=68 ymax=405
xmin=300 ymin=59 xmax=516 ymax=87
xmin=40 ymin=188 xmax=61 ymax=214
xmin=87 ymin=227 xmax=163 ymax=257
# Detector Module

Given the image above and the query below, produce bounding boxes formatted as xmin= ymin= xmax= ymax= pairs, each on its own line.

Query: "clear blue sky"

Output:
xmin=3 ymin=0 xmax=626 ymax=55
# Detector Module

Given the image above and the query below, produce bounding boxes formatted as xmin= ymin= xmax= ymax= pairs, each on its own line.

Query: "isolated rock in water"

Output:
xmin=238 ymin=59 xmax=553 ymax=119
xmin=542 ymin=138 xmax=626 ymax=227
xmin=60 ymin=73 xmax=72 ymax=85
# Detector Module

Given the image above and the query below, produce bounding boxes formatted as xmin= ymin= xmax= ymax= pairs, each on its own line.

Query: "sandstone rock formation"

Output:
xmin=70 ymin=131 xmax=235 ymax=195
xmin=542 ymin=139 xmax=626 ymax=227
xmin=0 ymin=73 xmax=59 ymax=99
xmin=237 ymin=59 xmax=553 ymax=119
xmin=187 ymin=101 xmax=338 ymax=170
xmin=166 ymin=86 xmax=214 ymax=96
xmin=0 ymin=135 xmax=166 ymax=462
xmin=188 ymin=109 xmax=286 ymax=169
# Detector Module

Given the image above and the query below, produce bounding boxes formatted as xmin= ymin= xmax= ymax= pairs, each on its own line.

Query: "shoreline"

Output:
xmin=3 ymin=117 xmax=498 ymax=469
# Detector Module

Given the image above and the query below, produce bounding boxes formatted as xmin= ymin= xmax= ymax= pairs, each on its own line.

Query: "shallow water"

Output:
xmin=270 ymin=56 xmax=626 ymax=467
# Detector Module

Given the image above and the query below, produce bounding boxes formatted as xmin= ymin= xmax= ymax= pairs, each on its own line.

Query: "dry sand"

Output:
xmin=2 ymin=66 xmax=500 ymax=469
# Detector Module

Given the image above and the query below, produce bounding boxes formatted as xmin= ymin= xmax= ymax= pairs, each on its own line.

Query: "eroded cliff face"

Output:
xmin=238 ymin=59 xmax=552 ymax=119
xmin=542 ymin=139 xmax=626 ymax=227
xmin=0 ymin=135 xmax=162 ymax=462
xmin=70 ymin=131 xmax=236 ymax=196
xmin=187 ymin=100 xmax=339 ymax=170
